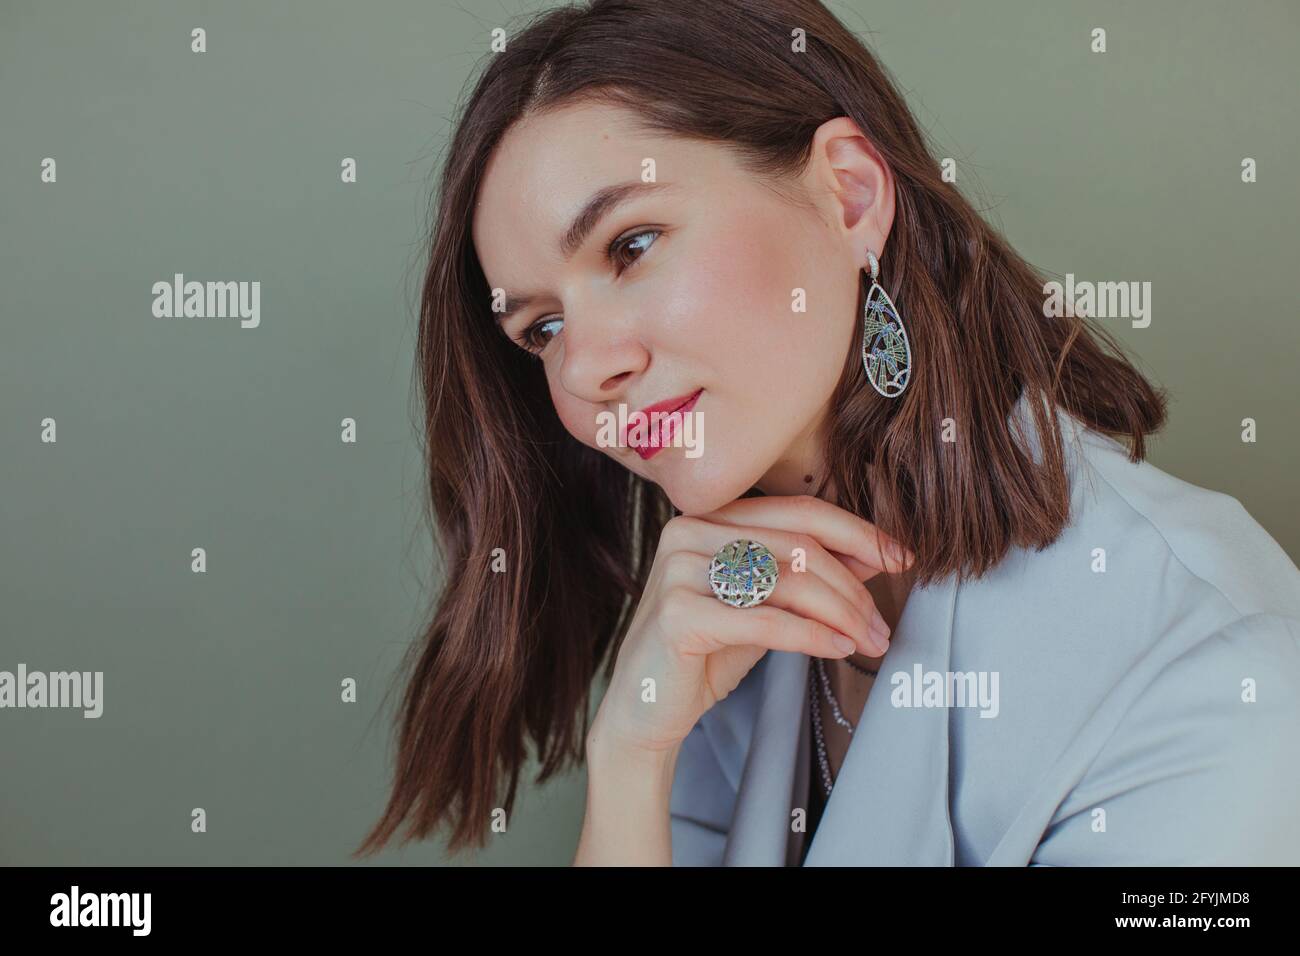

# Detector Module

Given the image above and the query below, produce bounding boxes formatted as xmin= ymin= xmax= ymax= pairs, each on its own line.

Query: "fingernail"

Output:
xmin=832 ymin=634 xmax=857 ymax=655
xmin=870 ymin=616 xmax=891 ymax=646
xmin=889 ymin=541 xmax=914 ymax=569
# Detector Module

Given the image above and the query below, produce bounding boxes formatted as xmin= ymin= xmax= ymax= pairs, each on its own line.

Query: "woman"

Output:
xmin=355 ymin=0 xmax=1300 ymax=865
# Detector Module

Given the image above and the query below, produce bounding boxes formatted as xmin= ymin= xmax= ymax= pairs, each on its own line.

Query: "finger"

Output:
xmin=707 ymin=495 xmax=912 ymax=573
xmin=703 ymin=494 xmax=915 ymax=575
xmin=827 ymin=549 xmax=877 ymax=584
xmin=767 ymin=560 xmax=889 ymax=655
xmin=663 ymin=518 xmax=889 ymax=636
xmin=668 ymin=589 xmax=862 ymax=661
xmin=777 ymin=548 xmax=891 ymax=644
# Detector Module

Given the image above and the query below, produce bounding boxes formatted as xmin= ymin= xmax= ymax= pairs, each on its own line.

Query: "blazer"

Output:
xmin=669 ymin=390 xmax=1300 ymax=865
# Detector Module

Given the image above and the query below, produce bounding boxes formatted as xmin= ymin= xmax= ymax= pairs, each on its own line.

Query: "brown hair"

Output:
xmin=354 ymin=0 xmax=1167 ymax=858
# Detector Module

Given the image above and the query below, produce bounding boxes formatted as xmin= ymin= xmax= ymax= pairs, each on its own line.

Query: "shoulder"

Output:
xmin=1063 ymin=407 xmax=1300 ymax=622
xmin=969 ymin=396 xmax=1300 ymax=723
xmin=970 ymin=400 xmax=1300 ymax=862
xmin=967 ymin=398 xmax=1300 ymax=662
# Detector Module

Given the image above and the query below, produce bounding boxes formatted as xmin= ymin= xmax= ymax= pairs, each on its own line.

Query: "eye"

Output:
xmin=511 ymin=228 xmax=662 ymax=357
xmin=517 ymin=316 xmax=563 ymax=354
xmin=607 ymin=227 xmax=661 ymax=273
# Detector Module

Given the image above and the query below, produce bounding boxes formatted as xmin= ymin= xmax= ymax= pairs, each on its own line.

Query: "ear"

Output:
xmin=800 ymin=116 xmax=895 ymax=265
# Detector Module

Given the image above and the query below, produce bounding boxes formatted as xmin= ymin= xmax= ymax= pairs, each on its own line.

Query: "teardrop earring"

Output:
xmin=860 ymin=249 xmax=912 ymax=398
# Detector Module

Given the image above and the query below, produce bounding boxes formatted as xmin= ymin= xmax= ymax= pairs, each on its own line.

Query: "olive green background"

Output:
xmin=1 ymin=0 xmax=1296 ymax=866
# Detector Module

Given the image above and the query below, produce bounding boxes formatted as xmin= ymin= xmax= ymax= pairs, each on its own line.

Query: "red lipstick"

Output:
xmin=624 ymin=388 xmax=703 ymax=460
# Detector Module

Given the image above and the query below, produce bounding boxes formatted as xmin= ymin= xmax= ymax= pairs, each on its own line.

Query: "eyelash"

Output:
xmin=514 ymin=228 xmax=661 ymax=355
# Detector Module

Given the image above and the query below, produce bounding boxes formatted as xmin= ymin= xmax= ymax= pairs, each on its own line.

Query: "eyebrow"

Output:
xmin=492 ymin=180 xmax=675 ymax=323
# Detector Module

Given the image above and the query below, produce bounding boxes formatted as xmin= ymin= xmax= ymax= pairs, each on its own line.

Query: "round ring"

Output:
xmin=708 ymin=539 xmax=780 ymax=608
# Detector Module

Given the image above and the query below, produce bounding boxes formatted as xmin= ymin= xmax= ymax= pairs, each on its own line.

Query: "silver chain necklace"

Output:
xmin=810 ymin=655 xmax=879 ymax=798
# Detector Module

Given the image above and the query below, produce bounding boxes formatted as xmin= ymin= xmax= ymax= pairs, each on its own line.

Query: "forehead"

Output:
xmin=471 ymin=101 xmax=723 ymax=286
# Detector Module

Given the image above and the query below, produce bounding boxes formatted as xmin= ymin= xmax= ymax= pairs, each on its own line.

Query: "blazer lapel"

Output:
xmin=720 ymin=647 xmax=810 ymax=865
xmin=804 ymin=571 xmax=959 ymax=864
xmin=721 ymin=571 xmax=961 ymax=865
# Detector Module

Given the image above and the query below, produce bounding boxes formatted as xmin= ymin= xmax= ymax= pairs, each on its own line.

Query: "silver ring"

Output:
xmin=708 ymin=539 xmax=779 ymax=608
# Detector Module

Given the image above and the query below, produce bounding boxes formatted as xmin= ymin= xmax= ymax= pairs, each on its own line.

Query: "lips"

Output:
xmin=623 ymin=388 xmax=703 ymax=460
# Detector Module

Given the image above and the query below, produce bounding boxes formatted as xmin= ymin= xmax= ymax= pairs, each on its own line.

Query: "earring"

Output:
xmin=860 ymin=249 xmax=912 ymax=398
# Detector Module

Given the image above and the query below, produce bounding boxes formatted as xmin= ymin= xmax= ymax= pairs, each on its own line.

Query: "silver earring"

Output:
xmin=860 ymin=250 xmax=912 ymax=398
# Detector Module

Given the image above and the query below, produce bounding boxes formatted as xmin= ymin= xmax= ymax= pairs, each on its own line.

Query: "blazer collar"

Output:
xmin=720 ymin=569 xmax=960 ymax=865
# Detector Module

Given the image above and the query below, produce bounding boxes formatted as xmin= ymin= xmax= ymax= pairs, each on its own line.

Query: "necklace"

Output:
xmin=810 ymin=655 xmax=879 ymax=798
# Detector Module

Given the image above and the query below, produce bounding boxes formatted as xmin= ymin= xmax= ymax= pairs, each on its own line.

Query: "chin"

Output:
xmin=653 ymin=454 xmax=771 ymax=516
xmin=661 ymin=485 xmax=737 ymax=516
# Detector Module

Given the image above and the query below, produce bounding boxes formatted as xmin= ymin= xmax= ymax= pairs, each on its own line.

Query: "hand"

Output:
xmin=586 ymin=494 xmax=914 ymax=763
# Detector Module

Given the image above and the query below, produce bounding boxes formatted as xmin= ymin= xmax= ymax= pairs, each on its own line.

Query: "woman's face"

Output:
xmin=472 ymin=101 xmax=893 ymax=514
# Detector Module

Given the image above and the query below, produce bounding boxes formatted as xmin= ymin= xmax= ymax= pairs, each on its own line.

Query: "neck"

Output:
xmin=755 ymin=403 xmax=835 ymax=499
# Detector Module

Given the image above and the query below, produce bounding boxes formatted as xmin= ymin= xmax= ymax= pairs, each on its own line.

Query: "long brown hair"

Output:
xmin=355 ymin=0 xmax=1167 ymax=858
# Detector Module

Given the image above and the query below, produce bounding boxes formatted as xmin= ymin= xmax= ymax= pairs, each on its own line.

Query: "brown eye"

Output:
xmin=510 ymin=229 xmax=660 ymax=357
xmin=518 ymin=316 xmax=563 ymax=354
xmin=608 ymin=229 xmax=660 ymax=273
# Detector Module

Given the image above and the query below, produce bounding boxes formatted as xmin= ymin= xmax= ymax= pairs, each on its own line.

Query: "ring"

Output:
xmin=708 ymin=539 xmax=779 ymax=608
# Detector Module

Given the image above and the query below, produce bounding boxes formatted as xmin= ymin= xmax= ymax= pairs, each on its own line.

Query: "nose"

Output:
xmin=556 ymin=307 xmax=649 ymax=405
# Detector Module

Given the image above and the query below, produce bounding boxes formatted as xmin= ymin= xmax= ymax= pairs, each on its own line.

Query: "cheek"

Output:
xmin=654 ymin=222 xmax=770 ymax=344
xmin=658 ymin=214 xmax=852 ymax=382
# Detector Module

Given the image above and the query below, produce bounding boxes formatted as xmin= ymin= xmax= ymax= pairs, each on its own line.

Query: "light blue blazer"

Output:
xmin=669 ymin=391 xmax=1300 ymax=865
